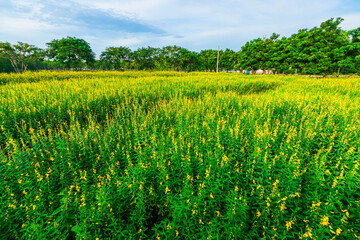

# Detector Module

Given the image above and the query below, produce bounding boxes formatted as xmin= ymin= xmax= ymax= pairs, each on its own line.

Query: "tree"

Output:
xmin=0 ymin=58 xmax=13 ymax=73
xmin=342 ymin=27 xmax=360 ymax=74
xmin=0 ymin=42 xmax=44 ymax=73
xmin=100 ymin=46 xmax=132 ymax=70
xmin=177 ymin=50 xmax=201 ymax=72
xmin=237 ymin=18 xmax=358 ymax=75
xmin=132 ymin=47 xmax=159 ymax=70
xmin=155 ymin=46 xmax=200 ymax=71
xmin=220 ymin=48 xmax=237 ymax=71
xmin=238 ymin=38 xmax=267 ymax=72
xmin=47 ymin=37 xmax=95 ymax=70
xmin=157 ymin=46 xmax=181 ymax=70
xmin=199 ymin=49 xmax=218 ymax=71
xmin=268 ymin=37 xmax=291 ymax=73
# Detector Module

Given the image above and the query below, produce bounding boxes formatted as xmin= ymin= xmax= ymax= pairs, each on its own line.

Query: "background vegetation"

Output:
xmin=1 ymin=18 xmax=359 ymax=74
xmin=1 ymin=71 xmax=359 ymax=239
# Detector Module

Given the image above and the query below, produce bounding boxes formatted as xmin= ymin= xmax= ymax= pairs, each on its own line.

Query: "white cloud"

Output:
xmin=0 ymin=15 xmax=56 ymax=47
xmin=1 ymin=0 xmax=359 ymax=55
xmin=87 ymin=34 xmax=155 ymax=55
xmin=70 ymin=0 xmax=347 ymax=50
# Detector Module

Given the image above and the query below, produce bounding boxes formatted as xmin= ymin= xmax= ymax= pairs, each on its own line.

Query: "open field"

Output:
xmin=0 ymin=71 xmax=359 ymax=239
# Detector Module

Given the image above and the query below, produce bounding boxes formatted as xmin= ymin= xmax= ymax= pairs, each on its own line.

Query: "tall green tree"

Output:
xmin=285 ymin=18 xmax=350 ymax=74
xmin=177 ymin=50 xmax=201 ymax=72
xmin=132 ymin=47 xmax=159 ymax=70
xmin=0 ymin=42 xmax=44 ymax=73
xmin=100 ymin=47 xmax=132 ymax=70
xmin=238 ymin=38 xmax=266 ymax=72
xmin=238 ymin=18 xmax=359 ymax=75
xmin=340 ymin=27 xmax=360 ymax=74
xmin=220 ymin=48 xmax=237 ymax=71
xmin=157 ymin=46 xmax=182 ymax=70
xmin=155 ymin=46 xmax=200 ymax=71
xmin=268 ymin=36 xmax=291 ymax=73
xmin=47 ymin=37 xmax=95 ymax=70
xmin=199 ymin=50 xmax=217 ymax=71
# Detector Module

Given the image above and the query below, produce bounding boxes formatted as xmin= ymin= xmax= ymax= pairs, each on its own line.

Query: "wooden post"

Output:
xmin=216 ymin=46 xmax=220 ymax=73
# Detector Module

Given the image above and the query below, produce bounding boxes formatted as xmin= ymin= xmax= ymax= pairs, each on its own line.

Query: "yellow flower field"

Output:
xmin=0 ymin=71 xmax=359 ymax=239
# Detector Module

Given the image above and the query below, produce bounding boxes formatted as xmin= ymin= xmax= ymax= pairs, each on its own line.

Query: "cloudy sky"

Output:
xmin=1 ymin=0 xmax=360 ymax=56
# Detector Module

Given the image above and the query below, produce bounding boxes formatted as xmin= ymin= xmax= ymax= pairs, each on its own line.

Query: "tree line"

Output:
xmin=1 ymin=17 xmax=359 ymax=74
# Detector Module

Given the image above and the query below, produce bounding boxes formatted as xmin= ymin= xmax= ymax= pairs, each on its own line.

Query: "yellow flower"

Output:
xmin=210 ymin=193 xmax=214 ymax=199
xmin=273 ymin=179 xmax=279 ymax=186
xmin=320 ymin=216 xmax=329 ymax=226
xmin=256 ymin=211 xmax=261 ymax=217
xmin=336 ymin=228 xmax=342 ymax=235
xmin=303 ymin=231 xmax=312 ymax=238
xmin=286 ymin=221 xmax=293 ymax=230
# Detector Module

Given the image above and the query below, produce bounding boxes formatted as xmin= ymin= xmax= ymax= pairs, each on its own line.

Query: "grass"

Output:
xmin=0 ymin=71 xmax=359 ymax=239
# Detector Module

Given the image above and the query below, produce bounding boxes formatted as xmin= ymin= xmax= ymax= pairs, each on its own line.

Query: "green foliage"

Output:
xmin=239 ymin=18 xmax=360 ymax=75
xmin=132 ymin=46 xmax=159 ymax=70
xmin=0 ymin=71 xmax=360 ymax=239
xmin=100 ymin=46 xmax=132 ymax=70
xmin=1 ymin=18 xmax=360 ymax=75
xmin=199 ymin=49 xmax=217 ymax=71
xmin=219 ymin=48 xmax=238 ymax=71
xmin=47 ymin=37 xmax=95 ymax=70
xmin=155 ymin=46 xmax=201 ymax=72
xmin=0 ymin=42 xmax=44 ymax=73
xmin=0 ymin=58 xmax=13 ymax=73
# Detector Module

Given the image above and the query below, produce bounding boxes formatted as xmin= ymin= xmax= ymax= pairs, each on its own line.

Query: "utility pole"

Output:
xmin=216 ymin=46 xmax=220 ymax=73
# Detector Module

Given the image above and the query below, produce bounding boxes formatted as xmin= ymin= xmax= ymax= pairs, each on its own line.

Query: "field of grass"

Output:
xmin=0 ymin=71 xmax=359 ymax=239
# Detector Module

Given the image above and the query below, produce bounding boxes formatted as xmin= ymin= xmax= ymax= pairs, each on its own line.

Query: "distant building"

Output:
xmin=264 ymin=69 xmax=275 ymax=74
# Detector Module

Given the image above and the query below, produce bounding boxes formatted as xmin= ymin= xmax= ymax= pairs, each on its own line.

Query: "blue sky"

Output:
xmin=1 ymin=0 xmax=360 ymax=57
